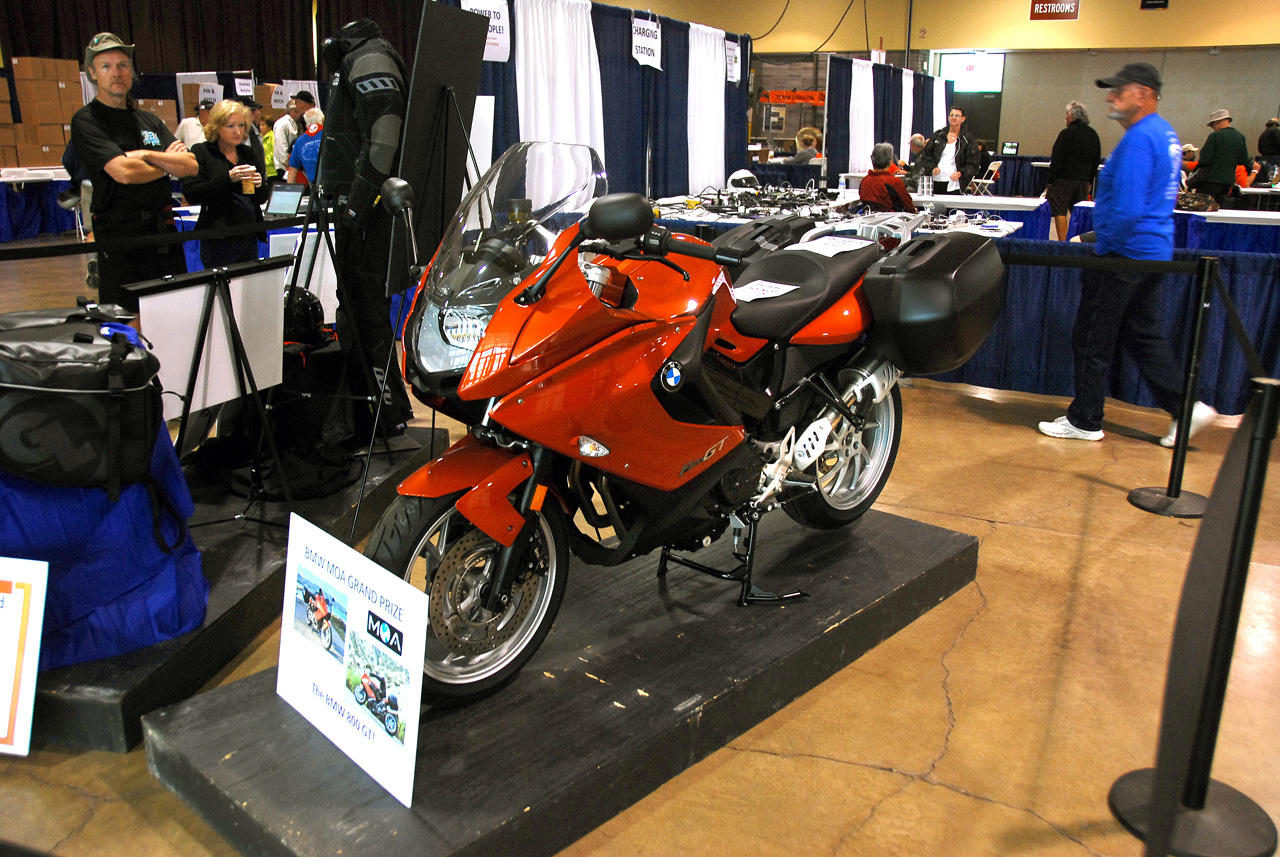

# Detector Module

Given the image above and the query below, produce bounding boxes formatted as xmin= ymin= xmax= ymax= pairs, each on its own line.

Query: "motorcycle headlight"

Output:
xmin=440 ymin=306 xmax=491 ymax=351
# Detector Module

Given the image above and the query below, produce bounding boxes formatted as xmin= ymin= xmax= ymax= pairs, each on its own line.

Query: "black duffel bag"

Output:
xmin=0 ymin=309 xmax=162 ymax=500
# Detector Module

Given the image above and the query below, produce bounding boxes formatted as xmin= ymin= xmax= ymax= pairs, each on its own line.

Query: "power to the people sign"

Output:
xmin=1031 ymin=0 xmax=1079 ymax=20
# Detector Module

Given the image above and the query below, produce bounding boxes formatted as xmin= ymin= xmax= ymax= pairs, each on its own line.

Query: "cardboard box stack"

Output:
xmin=7 ymin=55 xmax=85 ymax=167
xmin=0 ymin=69 xmax=11 ymax=167
xmin=135 ymin=99 xmax=178 ymax=134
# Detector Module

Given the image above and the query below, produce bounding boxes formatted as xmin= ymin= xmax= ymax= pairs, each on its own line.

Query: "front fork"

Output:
xmin=480 ymin=445 xmax=552 ymax=613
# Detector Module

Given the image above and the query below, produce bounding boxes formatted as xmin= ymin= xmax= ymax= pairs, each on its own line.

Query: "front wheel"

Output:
xmin=364 ymin=491 xmax=569 ymax=705
xmin=354 ymin=685 xmax=368 ymax=705
xmin=319 ymin=621 xmax=333 ymax=650
xmin=785 ymin=383 xmax=902 ymax=529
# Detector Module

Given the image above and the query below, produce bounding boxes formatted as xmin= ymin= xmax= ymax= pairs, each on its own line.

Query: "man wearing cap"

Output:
xmin=71 ymin=33 xmax=197 ymax=315
xmin=1039 ymin=62 xmax=1216 ymax=446
xmin=1255 ymin=119 xmax=1280 ymax=179
xmin=273 ymin=91 xmax=315 ymax=178
xmin=175 ymin=98 xmax=215 ymax=148
xmin=1190 ymin=109 xmax=1249 ymax=204
xmin=239 ymin=96 xmax=266 ymax=172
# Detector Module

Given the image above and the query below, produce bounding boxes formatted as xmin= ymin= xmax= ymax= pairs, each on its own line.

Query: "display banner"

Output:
xmin=276 ymin=515 xmax=428 ymax=807
xmin=1030 ymin=0 xmax=1080 ymax=20
xmin=726 ymin=40 xmax=741 ymax=83
xmin=198 ymin=82 xmax=224 ymax=103
xmin=0 ymin=557 xmax=48 ymax=757
xmin=759 ymin=90 xmax=825 ymax=106
xmin=461 ymin=0 xmax=511 ymax=63
xmin=270 ymin=87 xmax=289 ymax=109
xmin=234 ymin=78 xmax=254 ymax=96
xmin=632 ymin=15 xmax=661 ymax=70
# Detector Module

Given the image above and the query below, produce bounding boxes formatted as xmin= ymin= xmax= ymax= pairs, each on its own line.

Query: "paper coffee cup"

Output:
xmin=241 ymin=178 xmax=255 ymax=193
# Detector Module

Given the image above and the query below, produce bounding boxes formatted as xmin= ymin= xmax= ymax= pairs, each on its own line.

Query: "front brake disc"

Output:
xmin=429 ymin=528 xmax=544 ymax=657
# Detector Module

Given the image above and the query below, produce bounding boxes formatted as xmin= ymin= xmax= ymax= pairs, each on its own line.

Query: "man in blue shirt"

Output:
xmin=286 ymin=108 xmax=324 ymax=186
xmin=1039 ymin=62 xmax=1216 ymax=446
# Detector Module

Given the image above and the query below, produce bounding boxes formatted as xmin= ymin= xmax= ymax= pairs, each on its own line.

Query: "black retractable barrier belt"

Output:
xmin=998 ymin=250 xmax=1199 ymax=276
xmin=0 ymin=215 xmax=308 ymax=262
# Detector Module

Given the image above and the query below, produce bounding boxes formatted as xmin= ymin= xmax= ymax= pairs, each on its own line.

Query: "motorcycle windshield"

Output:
xmin=411 ymin=142 xmax=607 ymax=378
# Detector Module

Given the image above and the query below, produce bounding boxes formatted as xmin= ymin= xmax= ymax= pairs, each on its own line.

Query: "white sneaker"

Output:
xmin=1159 ymin=402 xmax=1217 ymax=448
xmin=1038 ymin=415 xmax=1104 ymax=441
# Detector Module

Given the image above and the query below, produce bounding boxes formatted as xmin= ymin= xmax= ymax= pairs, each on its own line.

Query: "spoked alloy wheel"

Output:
xmin=364 ymin=492 xmax=569 ymax=704
xmin=319 ymin=621 xmax=333 ymax=650
xmin=785 ymin=384 xmax=902 ymax=529
xmin=354 ymin=686 xmax=368 ymax=705
xmin=383 ymin=712 xmax=399 ymax=736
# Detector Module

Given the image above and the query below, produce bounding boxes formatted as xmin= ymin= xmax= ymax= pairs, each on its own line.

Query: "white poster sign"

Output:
xmin=462 ymin=0 xmax=511 ymax=64
xmin=234 ymin=78 xmax=254 ymax=96
xmin=276 ymin=515 xmax=428 ymax=807
xmin=632 ymin=16 xmax=662 ymax=70
xmin=270 ymin=87 xmax=289 ymax=110
xmin=0 ymin=557 xmax=48 ymax=757
xmin=726 ymin=40 xmax=741 ymax=83
xmin=198 ymin=83 xmax=224 ymax=103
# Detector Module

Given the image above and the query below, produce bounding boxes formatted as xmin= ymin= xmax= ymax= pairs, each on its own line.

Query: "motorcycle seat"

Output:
xmin=729 ymin=241 xmax=881 ymax=340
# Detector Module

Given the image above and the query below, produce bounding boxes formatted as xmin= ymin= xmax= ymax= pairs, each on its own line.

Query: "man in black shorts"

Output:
xmin=1045 ymin=100 xmax=1101 ymax=240
xmin=71 ymin=33 xmax=197 ymax=317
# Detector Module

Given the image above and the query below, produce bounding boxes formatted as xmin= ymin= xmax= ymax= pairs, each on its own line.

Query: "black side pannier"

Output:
xmin=860 ymin=231 xmax=1006 ymax=375
xmin=0 ymin=309 xmax=162 ymax=499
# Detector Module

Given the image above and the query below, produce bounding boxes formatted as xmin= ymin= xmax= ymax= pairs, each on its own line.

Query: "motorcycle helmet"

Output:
xmin=727 ymin=169 xmax=760 ymax=190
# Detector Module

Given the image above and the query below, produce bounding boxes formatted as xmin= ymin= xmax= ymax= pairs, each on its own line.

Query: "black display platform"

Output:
xmin=34 ymin=427 xmax=450 ymax=753
xmin=144 ymin=509 xmax=977 ymax=857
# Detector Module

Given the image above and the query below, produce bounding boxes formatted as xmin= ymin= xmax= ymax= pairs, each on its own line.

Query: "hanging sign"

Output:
xmin=198 ymin=82 xmax=224 ymax=104
xmin=234 ymin=78 xmax=253 ymax=96
xmin=759 ymin=90 xmax=826 ymax=106
xmin=1030 ymin=0 xmax=1079 ymax=20
xmin=270 ymin=87 xmax=289 ymax=109
xmin=726 ymin=40 xmax=741 ymax=83
xmin=461 ymin=0 xmax=511 ymax=64
xmin=0 ymin=557 xmax=48 ymax=757
xmin=632 ymin=16 xmax=661 ymax=70
xmin=276 ymin=515 xmax=429 ymax=807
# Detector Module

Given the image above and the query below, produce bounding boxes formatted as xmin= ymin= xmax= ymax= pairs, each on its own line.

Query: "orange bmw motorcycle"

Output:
xmin=366 ymin=142 xmax=1005 ymax=703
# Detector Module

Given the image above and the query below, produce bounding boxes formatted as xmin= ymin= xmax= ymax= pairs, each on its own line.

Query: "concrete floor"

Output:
xmin=1 ymin=239 xmax=1277 ymax=856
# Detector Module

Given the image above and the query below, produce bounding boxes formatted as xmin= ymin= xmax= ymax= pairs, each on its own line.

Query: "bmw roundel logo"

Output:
xmin=660 ymin=361 xmax=683 ymax=391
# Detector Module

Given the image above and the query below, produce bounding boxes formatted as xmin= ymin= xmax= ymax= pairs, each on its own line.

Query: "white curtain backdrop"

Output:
xmin=846 ymin=59 xmax=875 ymax=173
xmin=687 ymin=23 xmax=727 ymax=192
xmin=514 ymin=0 xmax=606 ymax=160
xmin=933 ymin=76 xmax=948 ymax=134
xmin=899 ymin=69 xmax=914 ymax=162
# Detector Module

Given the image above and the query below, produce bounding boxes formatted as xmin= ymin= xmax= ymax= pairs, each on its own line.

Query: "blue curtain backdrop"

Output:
xmin=913 ymin=75 xmax=932 ymax=139
xmin=724 ymin=34 xmax=752 ymax=181
xmin=824 ymin=57 xmax=852 ymax=179
xmin=871 ymin=64 xmax=903 ymax=150
xmin=591 ymin=4 xmax=649 ymax=194
xmin=648 ymin=17 xmax=690 ymax=199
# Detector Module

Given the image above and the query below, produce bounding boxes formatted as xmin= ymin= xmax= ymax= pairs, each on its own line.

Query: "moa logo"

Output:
xmin=367 ymin=611 xmax=404 ymax=657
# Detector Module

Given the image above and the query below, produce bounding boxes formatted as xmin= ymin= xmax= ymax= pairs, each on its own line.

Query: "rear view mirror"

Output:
xmin=581 ymin=193 xmax=654 ymax=241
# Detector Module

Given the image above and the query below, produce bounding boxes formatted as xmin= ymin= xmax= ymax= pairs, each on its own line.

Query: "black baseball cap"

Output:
xmin=239 ymin=96 xmax=263 ymax=109
xmin=1095 ymin=62 xmax=1162 ymax=93
xmin=198 ymin=98 xmax=217 ymax=110
xmin=291 ymin=90 xmax=316 ymax=105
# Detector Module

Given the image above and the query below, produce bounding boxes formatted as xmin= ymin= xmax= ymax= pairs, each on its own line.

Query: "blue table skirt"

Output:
xmin=174 ymin=215 xmax=270 ymax=273
xmin=749 ymin=163 xmax=826 ymax=188
xmin=1067 ymin=205 xmax=1280 ymax=254
xmin=1 ymin=180 xmax=77 ymax=243
xmin=934 ymin=238 xmax=1280 ymax=416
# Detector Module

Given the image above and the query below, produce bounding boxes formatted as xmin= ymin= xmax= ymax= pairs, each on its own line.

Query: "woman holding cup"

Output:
xmin=181 ymin=99 xmax=268 ymax=268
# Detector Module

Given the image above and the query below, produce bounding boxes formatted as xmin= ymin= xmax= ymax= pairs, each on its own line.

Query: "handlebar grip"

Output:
xmin=644 ymin=228 xmax=744 ymax=268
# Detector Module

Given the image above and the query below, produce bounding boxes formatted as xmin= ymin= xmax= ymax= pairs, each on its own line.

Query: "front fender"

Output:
xmin=396 ymin=435 xmax=532 ymax=546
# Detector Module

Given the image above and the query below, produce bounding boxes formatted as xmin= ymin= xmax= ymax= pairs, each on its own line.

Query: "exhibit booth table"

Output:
xmin=1068 ymin=201 xmax=1280 ymax=254
xmin=748 ymin=162 xmax=825 ymax=188
xmin=0 ymin=169 xmax=76 ymax=243
xmin=937 ymin=237 xmax=1280 ymax=417
xmin=911 ymin=193 xmax=1051 ymax=239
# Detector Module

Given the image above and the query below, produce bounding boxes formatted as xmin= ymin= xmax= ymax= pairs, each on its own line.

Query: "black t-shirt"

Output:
xmin=71 ymin=99 xmax=177 ymax=215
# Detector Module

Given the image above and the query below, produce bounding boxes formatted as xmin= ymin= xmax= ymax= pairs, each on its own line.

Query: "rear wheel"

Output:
xmin=785 ymin=383 xmax=902 ymax=529
xmin=364 ymin=492 xmax=569 ymax=705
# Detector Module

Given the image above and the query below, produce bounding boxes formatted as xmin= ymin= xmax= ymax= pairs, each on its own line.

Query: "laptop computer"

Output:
xmin=264 ymin=183 xmax=306 ymax=219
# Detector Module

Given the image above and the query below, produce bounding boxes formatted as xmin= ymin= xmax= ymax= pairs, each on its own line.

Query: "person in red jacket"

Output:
xmin=859 ymin=143 xmax=917 ymax=212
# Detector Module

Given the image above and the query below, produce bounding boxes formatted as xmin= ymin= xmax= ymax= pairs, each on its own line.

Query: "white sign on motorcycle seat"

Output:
xmin=276 ymin=514 xmax=429 ymax=807
xmin=462 ymin=0 xmax=512 ymax=64
xmin=794 ymin=235 xmax=876 ymax=257
xmin=731 ymin=281 xmax=800 ymax=302
xmin=632 ymin=15 xmax=662 ymax=70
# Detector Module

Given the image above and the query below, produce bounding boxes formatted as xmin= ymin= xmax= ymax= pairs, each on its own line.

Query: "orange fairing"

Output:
xmin=397 ymin=435 xmax=520 ymax=497
xmin=455 ymin=452 xmax=536 ymax=546
xmin=790 ymin=279 xmax=872 ymax=345
xmin=490 ymin=320 xmax=746 ymax=492
xmin=707 ymin=268 xmax=769 ymax=361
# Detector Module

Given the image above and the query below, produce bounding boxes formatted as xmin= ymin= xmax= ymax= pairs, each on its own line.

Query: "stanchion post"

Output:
xmin=1127 ymin=255 xmax=1216 ymax=518
xmin=1182 ymin=377 xmax=1280 ymax=811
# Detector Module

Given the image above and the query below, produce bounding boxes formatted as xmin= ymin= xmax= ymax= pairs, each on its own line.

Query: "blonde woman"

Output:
xmin=180 ymin=99 xmax=268 ymax=267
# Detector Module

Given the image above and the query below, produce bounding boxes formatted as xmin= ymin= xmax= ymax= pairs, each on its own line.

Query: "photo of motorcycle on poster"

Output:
xmin=277 ymin=515 xmax=428 ymax=806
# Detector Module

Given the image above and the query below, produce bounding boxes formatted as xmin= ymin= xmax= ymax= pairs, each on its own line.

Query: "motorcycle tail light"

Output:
xmin=441 ymin=306 xmax=492 ymax=351
xmin=577 ymin=436 xmax=610 ymax=458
